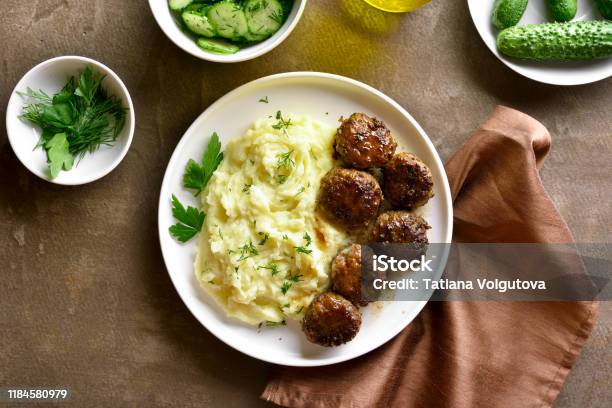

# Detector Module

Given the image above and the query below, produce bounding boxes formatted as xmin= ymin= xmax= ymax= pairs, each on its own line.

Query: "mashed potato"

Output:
xmin=195 ymin=115 xmax=349 ymax=325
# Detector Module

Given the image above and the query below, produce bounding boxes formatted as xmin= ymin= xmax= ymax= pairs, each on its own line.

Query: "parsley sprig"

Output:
xmin=169 ymin=134 xmax=223 ymax=243
xmin=169 ymin=195 xmax=205 ymax=243
xmin=183 ymin=132 xmax=223 ymax=195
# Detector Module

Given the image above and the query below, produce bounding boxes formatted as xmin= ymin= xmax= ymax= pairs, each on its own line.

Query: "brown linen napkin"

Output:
xmin=261 ymin=106 xmax=599 ymax=408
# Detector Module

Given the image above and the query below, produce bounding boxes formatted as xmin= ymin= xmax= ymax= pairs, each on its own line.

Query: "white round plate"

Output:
xmin=468 ymin=0 xmax=612 ymax=86
xmin=6 ymin=56 xmax=135 ymax=185
xmin=158 ymin=72 xmax=453 ymax=367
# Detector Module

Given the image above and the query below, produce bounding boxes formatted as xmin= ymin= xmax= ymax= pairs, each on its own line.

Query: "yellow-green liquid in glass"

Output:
xmin=364 ymin=0 xmax=430 ymax=13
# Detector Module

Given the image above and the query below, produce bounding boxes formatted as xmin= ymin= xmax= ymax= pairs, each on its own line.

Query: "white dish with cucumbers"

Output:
xmin=149 ymin=0 xmax=307 ymax=62
xmin=468 ymin=0 xmax=612 ymax=85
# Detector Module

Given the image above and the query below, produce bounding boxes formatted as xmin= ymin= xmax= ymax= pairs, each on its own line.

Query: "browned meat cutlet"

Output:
xmin=383 ymin=152 xmax=434 ymax=209
xmin=302 ymin=292 xmax=362 ymax=347
xmin=371 ymin=211 xmax=430 ymax=247
xmin=332 ymin=244 xmax=369 ymax=307
xmin=335 ymin=113 xmax=397 ymax=169
xmin=318 ymin=167 xmax=383 ymax=230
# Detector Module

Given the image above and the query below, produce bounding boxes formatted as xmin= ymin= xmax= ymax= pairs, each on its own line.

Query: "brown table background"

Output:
xmin=1 ymin=0 xmax=610 ymax=407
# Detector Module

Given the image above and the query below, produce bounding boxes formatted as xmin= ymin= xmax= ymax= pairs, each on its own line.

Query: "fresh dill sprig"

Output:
xmin=272 ymin=111 xmax=292 ymax=136
xmin=276 ymin=150 xmax=295 ymax=168
xmin=263 ymin=320 xmax=286 ymax=328
xmin=294 ymin=232 xmax=313 ymax=255
xmin=281 ymin=272 xmax=303 ymax=295
xmin=258 ymin=263 xmax=280 ymax=276
xmin=237 ymin=241 xmax=258 ymax=262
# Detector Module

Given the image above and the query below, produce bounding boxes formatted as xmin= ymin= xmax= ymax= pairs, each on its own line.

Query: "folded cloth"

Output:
xmin=261 ymin=106 xmax=599 ymax=408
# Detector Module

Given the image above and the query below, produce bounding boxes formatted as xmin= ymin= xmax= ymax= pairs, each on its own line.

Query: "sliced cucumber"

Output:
xmin=182 ymin=7 xmax=216 ymax=37
xmin=197 ymin=38 xmax=240 ymax=54
xmin=207 ymin=2 xmax=249 ymax=40
xmin=244 ymin=0 xmax=284 ymax=37
xmin=243 ymin=31 xmax=268 ymax=42
xmin=169 ymin=0 xmax=193 ymax=11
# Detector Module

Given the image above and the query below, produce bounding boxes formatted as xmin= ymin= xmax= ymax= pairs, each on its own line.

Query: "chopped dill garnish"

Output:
xmin=276 ymin=150 xmax=295 ymax=169
xmin=257 ymin=232 xmax=269 ymax=245
xmin=281 ymin=281 xmax=292 ymax=295
xmin=237 ymin=241 xmax=258 ymax=262
xmin=242 ymin=183 xmax=252 ymax=194
xmin=281 ymin=273 xmax=303 ymax=294
xmin=269 ymin=9 xmax=284 ymax=25
xmin=295 ymin=246 xmax=312 ymax=255
xmin=295 ymin=186 xmax=305 ymax=196
xmin=258 ymin=263 xmax=280 ymax=276
xmin=277 ymin=174 xmax=287 ymax=184
xmin=259 ymin=96 xmax=269 ymax=103
xmin=294 ymin=232 xmax=313 ymax=255
xmin=272 ymin=111 xmax=292 ymax=136
xmin=288 ymin=272 xmax=303 ymax=283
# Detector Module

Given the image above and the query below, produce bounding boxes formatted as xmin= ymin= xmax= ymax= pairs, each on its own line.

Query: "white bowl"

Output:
xmin=6 ymin=56 xmax=135 ymax=185
xmin=149 ymin=0 xmax=307 ymax=63
xmin=468 ymin=0 xmax=612 ymax=86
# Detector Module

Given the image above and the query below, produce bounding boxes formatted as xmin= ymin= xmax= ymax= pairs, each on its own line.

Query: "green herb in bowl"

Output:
xmin=19 ymin=67 xmax=127 ymax=178
xmin=169 ymin=0 xmax=293 ymax=55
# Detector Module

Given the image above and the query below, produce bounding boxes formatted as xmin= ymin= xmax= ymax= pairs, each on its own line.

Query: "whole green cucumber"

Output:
xmin=547 ymin=0 xmax=577 ymax=22
xmin=595 ymin=0 xmax=612 ymax=20
xmin=492 ymin=0 xmax=529 ymax=29
xmin=497 ymin=20 xmax=612 ymax=60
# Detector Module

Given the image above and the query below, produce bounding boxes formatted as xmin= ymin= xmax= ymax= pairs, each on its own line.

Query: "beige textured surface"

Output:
xmin=0 ymin=0 xmax=610 ymax=407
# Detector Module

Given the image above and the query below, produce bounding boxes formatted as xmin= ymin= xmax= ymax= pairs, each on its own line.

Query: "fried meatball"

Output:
xmin=371 ymin=211 xmax=430 ymax=247
xmin=318 ymin=168 xmax=383 ymax=229
xmin=331 ymin=244 xmax=366 ymax=306
xmin=302 ymin=293 xmax=362 ymax=347
xmin=332 ymin=245 xmax=386 ymax=306
xmin=335 ymin=113 xmax=397 ymax=169
xmin=383 ymin=152 xmax=434 ymax=209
